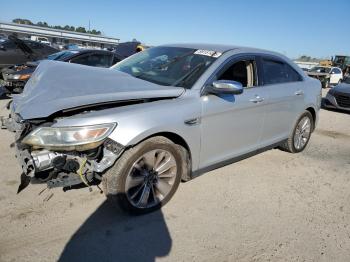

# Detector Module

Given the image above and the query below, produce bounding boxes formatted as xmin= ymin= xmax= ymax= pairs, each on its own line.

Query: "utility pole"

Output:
xmin=88 ymin=20 xmax=90 ymax=32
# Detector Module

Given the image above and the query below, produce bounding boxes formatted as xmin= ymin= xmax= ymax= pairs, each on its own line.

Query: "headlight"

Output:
xmin=10 ymin=74 xmax=21 ymax=80
xmin=22 ymin=123 xmax=116 ymax=151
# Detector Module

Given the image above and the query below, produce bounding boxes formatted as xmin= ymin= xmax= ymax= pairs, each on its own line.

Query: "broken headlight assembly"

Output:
xmin=21 ymin=123 xmax=116 ymax=151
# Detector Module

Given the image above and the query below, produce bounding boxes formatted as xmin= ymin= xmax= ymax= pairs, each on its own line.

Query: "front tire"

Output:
xmin=102 ymin=136 xmax=184 ymax=214
xmin=279 ymin=111 xmax=314 ymax=153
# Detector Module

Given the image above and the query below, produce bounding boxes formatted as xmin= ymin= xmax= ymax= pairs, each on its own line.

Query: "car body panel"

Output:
xmin=199 ymin=89 xmax=266 ymax=168
xmin=7 ymin=43 xmax=321 ymax=176
xmin=257 ymin=82 xmax=306 ymax=145
xmin=12 ymin=60 xmax=185 ymax=119
xmin=51 ymin=92 xmax=202 ymax=169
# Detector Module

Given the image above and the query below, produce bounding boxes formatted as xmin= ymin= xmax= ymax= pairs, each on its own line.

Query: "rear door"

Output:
xmin=257 ymin=56 xmax=305 ymax=146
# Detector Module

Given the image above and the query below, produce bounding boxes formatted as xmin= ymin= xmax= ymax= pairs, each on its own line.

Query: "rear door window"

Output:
xmin=87 ymin=53 xmax=112 ymax=67
xmin=70 ymin=53 xmax=113 ymax=67
xmin=261 ymin=58 xmax=302 ymax=85
xmin=70 ymin=54 xmax=90 ymax=65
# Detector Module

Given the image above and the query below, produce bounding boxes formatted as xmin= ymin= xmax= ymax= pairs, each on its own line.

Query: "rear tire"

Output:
xmin=279 ymin=111 xmax=314 ymax=153
xmin=102 ymin=136 xmax=185 ymax=214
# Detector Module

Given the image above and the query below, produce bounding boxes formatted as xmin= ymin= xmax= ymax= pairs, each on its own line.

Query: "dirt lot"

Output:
xmin=0 ymin=90 xmax=349 ymax=262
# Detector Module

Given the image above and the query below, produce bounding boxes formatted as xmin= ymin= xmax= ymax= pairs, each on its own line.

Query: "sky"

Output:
xmin=0 ymin=0 xmax=349 ymax=58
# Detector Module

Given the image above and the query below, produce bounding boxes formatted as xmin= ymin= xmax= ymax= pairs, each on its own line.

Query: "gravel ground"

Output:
xmin=0 ymin=90 xmax=349 ymax=262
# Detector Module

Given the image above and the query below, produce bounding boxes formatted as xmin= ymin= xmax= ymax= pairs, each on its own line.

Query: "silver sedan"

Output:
xmin=5 ymin=43 xmax=322 ymax=214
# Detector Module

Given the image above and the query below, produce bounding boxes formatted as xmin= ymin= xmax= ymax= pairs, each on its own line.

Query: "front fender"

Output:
xmin=108 ymin=98 xmax=201 ymax=170
xmin=53 ymin=95 xmax=202 ymax=171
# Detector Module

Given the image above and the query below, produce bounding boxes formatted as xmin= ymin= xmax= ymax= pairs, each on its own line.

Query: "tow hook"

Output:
xmin=17 ymin=170 xmax=34 ymax=194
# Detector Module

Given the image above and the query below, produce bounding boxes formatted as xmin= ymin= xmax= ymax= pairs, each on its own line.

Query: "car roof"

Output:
xmin=160 ymin=43 xmax=273 ymax=54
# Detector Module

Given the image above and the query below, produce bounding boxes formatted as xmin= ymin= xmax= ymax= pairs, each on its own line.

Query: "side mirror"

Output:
xmin=208 ymin=80 xmax=244 ymax=95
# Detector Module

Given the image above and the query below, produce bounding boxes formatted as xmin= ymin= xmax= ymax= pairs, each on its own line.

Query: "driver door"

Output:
xmin=199 ymin=56 xmax=266 ymax=168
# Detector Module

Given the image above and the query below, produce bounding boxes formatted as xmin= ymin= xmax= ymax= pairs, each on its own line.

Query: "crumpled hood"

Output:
xmin=13 ymin=61 xmax=185 ymax=119
xmin=333 ymin=83 xmax=350 ymax=94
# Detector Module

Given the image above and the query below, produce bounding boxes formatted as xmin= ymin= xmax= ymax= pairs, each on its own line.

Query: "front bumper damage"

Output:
xmin=14 ymin=142 xmax=123 ymax=193
xmin=4 ymin=113 xmax=124 ymax=193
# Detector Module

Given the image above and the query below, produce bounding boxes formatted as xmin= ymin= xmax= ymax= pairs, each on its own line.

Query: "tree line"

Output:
xmin=12 ymin=18 xmax=102 ymax=35
xmin=296 ymin=55 xmax=322 ymax=63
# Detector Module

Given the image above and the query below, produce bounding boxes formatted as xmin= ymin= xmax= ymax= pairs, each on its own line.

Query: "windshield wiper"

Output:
xmin=172 ymin=62 xmax=206 ymax=87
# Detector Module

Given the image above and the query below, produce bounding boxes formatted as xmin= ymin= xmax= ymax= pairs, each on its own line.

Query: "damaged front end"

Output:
xmin=2 ymin=60 xmax=185 ymax=194
xmin=5 ymin=112 xmax=123 ymax=193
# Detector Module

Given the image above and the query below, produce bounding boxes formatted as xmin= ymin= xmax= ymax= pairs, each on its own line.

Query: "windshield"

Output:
xmin=112 ymin=46 xmax=219 ymax=88
xmin=46 ymin=50 xmax=78 ymax=61
xmin=310 ymin=66 xmax=331 ymax=73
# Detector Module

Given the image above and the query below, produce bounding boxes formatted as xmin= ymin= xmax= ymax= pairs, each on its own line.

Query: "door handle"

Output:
xmin=295 ymin=90 xmax=304 ymax=96
xmin=249 ymin=95 xmax=264 ymax=103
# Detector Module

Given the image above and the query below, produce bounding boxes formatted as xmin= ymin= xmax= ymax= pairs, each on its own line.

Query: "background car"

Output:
xmin=1 ymin=49 xmax=121 ymax=93
xmin=111 ymin=41 xmax=145 ymax=60
xmin=0 ymin=35 xmax=58 ymax=69
xmin=323 ymin=77 xmax=350 ymax=111
xmin=307 ymin=66 xmax=343 ymax=88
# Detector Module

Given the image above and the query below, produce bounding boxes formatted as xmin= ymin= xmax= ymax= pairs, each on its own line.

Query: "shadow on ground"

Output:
xmin=58 ymin=201 xmax=172 ymax=262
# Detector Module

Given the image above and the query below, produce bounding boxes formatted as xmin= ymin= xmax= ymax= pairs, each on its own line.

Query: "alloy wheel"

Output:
xmin=125 ymin=149 xmax=177 ymax=209
xmin=293 ymin=116 xmax=311 ymax=150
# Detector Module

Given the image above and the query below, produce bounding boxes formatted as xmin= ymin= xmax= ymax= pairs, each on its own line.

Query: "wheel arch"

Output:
xmin=305 ymin=106 xmax=317 ymax=131
xmin=125 ymin=131 xmax=193 ymax=181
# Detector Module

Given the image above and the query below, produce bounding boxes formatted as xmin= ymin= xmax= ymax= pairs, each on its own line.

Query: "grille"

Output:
xmin=335 ymin=93 xmax=350 ymax=108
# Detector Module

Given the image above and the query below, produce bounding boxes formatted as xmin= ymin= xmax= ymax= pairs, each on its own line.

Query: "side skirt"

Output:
xmin=190 ymin=140 xmax=287 ymax=180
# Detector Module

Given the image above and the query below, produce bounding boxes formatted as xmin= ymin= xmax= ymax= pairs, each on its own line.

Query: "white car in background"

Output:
xmin=307 ymin=66 xmax=343 ymax=88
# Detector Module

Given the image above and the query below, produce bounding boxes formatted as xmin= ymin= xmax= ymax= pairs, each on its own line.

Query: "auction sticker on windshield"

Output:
xmin=194 ymin=49 xmax=222 ymax=58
